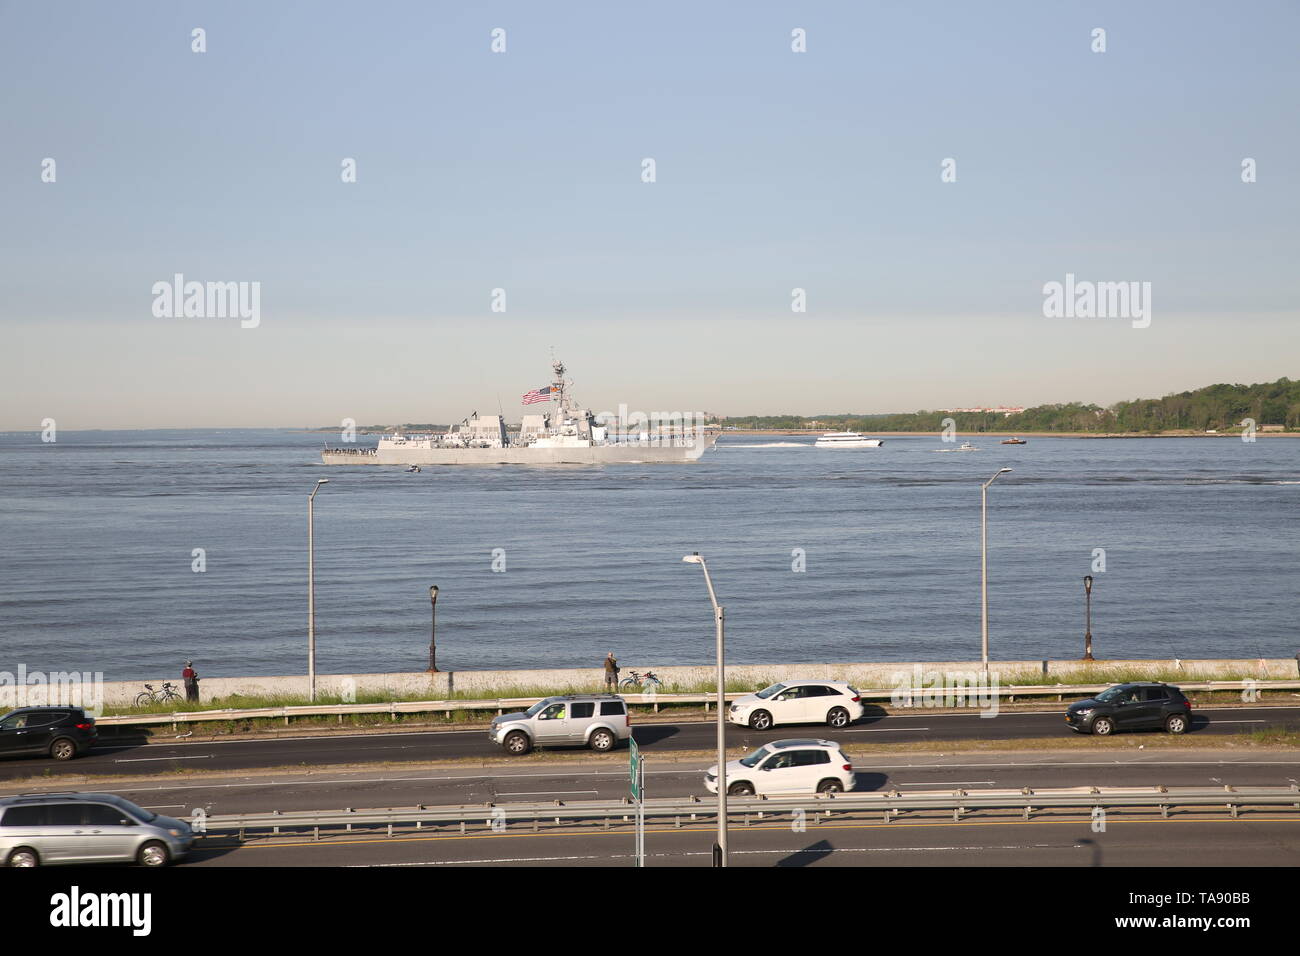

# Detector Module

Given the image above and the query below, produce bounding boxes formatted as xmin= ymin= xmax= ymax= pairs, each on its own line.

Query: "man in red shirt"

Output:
xmin=182 ymin=660 xmax=199 ymax=702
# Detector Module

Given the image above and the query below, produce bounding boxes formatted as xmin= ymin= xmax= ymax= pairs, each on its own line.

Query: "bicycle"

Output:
xmin=135 ymin=682 xmax=183 ymax=707
xmin=618 ymin=670 xmax=664 ymax=691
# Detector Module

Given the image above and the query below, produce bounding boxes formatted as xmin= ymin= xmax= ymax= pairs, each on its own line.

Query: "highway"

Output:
xmin=183 ymin=818 xmax=1300 ymax=867
xmin=9 ymin=750 xmax=1295 ymax=817
xmin=4 ymin=703 xmax=1297 ymax=781
xmin=3 ymin=746 xmax=1295 ymax=868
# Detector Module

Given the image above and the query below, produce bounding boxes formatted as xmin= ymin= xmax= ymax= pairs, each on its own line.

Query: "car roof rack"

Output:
xmin=14 ymin=790 xmax=83 ymax=797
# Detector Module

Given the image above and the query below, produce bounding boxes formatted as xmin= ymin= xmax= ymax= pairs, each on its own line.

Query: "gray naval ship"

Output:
xmin=322 ymin=360 xmax=718 ymax=466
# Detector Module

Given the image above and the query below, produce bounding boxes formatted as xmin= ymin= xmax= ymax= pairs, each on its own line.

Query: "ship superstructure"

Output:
xmin=322 ymin=359 xmax=717 ymax=465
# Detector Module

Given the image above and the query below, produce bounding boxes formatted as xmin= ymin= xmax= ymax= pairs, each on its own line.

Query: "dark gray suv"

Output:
xmin=0 ymin=707 xmax=98 ymax=761
xmin=1065 ymin=682 xmax=1193 ymax=736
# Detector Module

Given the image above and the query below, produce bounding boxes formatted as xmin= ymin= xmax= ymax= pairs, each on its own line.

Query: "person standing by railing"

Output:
xmin=604 ymin=652 xmax=619 ymax=692
xmin=182 ymin=660 xmax=200 ymax=702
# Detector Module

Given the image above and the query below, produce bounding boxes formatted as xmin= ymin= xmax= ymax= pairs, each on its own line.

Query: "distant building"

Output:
xmin=940 ymin=406 xmax=1026 ymax=418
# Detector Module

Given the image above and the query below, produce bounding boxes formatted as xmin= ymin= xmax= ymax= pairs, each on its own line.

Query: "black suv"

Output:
xmin=0 ymin=707 xmax=98 ymax=761
xmin=1065 ymin=682 xmax=1192 ymax=736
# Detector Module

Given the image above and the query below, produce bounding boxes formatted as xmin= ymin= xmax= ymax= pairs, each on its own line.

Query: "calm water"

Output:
xmin=1 ymin=430 xmax=1297 ymax=680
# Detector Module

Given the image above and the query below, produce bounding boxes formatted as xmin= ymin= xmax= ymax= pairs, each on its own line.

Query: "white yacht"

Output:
xmin=814 ymin=431 xmax=884 ymax=448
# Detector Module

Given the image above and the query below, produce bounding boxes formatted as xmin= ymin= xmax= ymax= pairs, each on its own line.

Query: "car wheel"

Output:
xmin=817 ymin=778 xmax=845 ymax=794
xmin=1092 ymin=717 xmax=1115 ymax=736
xmin=728 ymin=781 xmax=755 ymax=796
xmin=7 ymin=847 xmax=39 ymax=867
xmin=589 ymin=729 xmax=615 ymax=752
xmin=749 ymin=709 xmax=773 ymax=731
xmin=503 ymin=731 xmax=532 ymax=756
xmin=49 ymin=737 xmax=77 ymax=761
xmin=1165 ymin=714 xmax=1188 ymax=735
xmin=137 ymin=841 xmax=170 ymax=867
xmin=827 ymin=707 xmax=850 ymax=728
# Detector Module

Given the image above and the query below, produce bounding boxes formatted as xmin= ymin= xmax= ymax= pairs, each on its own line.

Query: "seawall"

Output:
xmin=86 ymin=658 xmax=1300 ymax=707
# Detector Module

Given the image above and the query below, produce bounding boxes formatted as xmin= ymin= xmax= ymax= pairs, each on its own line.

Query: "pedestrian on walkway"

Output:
xmin=182 ymin=660 xmax=200 ymax=702
xmin=603 ymin=652 xmax=619 ymax=692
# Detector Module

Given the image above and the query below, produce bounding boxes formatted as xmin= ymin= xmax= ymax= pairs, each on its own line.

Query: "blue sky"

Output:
xmin=2 ymin=1 xmax=1298 ymax=426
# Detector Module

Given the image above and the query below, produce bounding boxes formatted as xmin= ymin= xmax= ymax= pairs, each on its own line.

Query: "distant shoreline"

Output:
xmin=717 ymin=429 xmax=1299 ymax=439
xmin=299 ymin=427 xmax=1297 ymax=439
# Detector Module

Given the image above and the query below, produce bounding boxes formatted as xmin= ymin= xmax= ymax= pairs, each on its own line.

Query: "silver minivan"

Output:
xmin=1 ymin=792 xmax=195 ymax=867
xmin=488 ymin=694 xmax=630 ymax=756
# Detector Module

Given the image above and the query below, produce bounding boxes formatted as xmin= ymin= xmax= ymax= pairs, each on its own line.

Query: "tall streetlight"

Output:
xmin=428 ymin=585 xmax=440 ymax=672
xmin=1082 ymin=575 xmax=1094 ymax=661
xmin=980 ymin=468 xmax=1012 ymax=675
xmin=682 ymin=552 xmax=727 ymax=867
xmin=307 ymin=478 xmax=329 ymax=702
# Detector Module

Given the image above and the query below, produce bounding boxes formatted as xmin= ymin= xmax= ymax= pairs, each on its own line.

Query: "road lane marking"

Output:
xmin=843 ymin=727 xmax=930 ymax=733
xmin=497 ymin=790 xmax=599 ymax=796
xmin=114 ymin=755 xmax=213 ymax=762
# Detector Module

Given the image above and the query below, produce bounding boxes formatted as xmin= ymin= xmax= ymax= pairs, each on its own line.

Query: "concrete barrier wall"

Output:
xmin=93 ymin=658 xmax=1300 ymax=707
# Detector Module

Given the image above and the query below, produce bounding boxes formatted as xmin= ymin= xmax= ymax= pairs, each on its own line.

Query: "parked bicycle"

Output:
xmin=135 ymin=682 xmax=183 ymax=707
xmin=618 ymin=670 xmax=664 ymax=691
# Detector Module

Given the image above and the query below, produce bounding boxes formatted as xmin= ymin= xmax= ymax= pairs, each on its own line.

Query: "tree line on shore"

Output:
xmin=721 ymin=377 xmax=1300 ymax=433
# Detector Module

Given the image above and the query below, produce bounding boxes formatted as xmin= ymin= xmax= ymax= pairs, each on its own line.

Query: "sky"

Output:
xmin=2 ymin=1 xmax=1298 ymax=427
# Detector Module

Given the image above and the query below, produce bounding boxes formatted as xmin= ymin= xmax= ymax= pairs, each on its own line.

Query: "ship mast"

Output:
xmin=551 ymin=359 xmax=569 ymax=417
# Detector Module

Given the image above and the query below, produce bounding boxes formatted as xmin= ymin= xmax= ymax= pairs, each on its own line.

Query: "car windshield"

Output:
xmin=739 ymin=746 xmax=772 ymax=768
xmin=523 ymin=698 xmax=559 ymax=718
xmin=112 ymin=796 xmax=156 ymax=823
xmin=754 ymin=683 xmax=786 ymax=700
xmin=1094 ymin=687 xmax=1128 ymax=703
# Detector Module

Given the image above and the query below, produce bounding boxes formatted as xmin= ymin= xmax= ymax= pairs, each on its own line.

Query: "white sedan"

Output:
xmin=728 ymin=680 xmax=865 ymax=731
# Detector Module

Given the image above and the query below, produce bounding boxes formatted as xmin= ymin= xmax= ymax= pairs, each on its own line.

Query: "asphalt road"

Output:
xmin=182 ymin=817 xmax=1300 ymax=867
xmin=3 ymin=704 xmax=1297 ymax=781
xmin=14 ymin=751 xmax=1297 ymax=818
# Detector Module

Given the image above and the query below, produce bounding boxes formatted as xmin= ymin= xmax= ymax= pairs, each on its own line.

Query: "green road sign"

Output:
xmin=629 ymin=737 xmax=641 ymax=800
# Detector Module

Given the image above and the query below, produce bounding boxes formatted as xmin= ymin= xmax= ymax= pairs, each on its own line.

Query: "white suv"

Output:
xmin=728 ymin=680 xmax=864 ymax=731
xmin=704 ymin=739 xmax=856 ymax=796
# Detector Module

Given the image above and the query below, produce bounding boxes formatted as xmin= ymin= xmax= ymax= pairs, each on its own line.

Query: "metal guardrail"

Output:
xmin=198 ymin=785 xmax=1300 ymax=838
xmin=96 ymin=679 xmax=1300 ymax=730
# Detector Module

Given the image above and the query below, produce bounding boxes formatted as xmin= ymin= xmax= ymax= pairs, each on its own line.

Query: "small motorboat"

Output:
xmin=405 ymin=465 xmax=421 ymax=473
xmin=1000 ymin=437 xmax=1027 ymax=445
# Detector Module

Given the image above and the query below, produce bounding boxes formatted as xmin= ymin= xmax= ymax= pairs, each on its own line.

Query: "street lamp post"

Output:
xmin=1083 ymin=575 xmax=1094 ymax=661
xmin=682 ymin=552 xmax=727 ymax=867
xmin=428 ymin=585 xmax=440 ymax=672
xmin=980 ymin=468 xmax=1012 ymax=675
xmin=307 ymin=478 xmax=329 ymax=702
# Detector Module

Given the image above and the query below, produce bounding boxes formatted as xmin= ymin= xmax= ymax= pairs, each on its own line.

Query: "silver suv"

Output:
xmin=1 ymin=792 xmax=195 ymax=867
xmin=488 ymin=694 xmax=631 ymax=756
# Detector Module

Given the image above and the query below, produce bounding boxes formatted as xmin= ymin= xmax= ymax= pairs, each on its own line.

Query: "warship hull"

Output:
xmin=322 ymin=357 xmax=717 ymax=467
xmin=323 ymin=434 xmax=717 ymax=466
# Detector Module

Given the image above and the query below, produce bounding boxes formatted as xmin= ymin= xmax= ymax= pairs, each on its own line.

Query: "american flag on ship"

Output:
xmin=521 ymin=386 xmax=554 ymax=405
